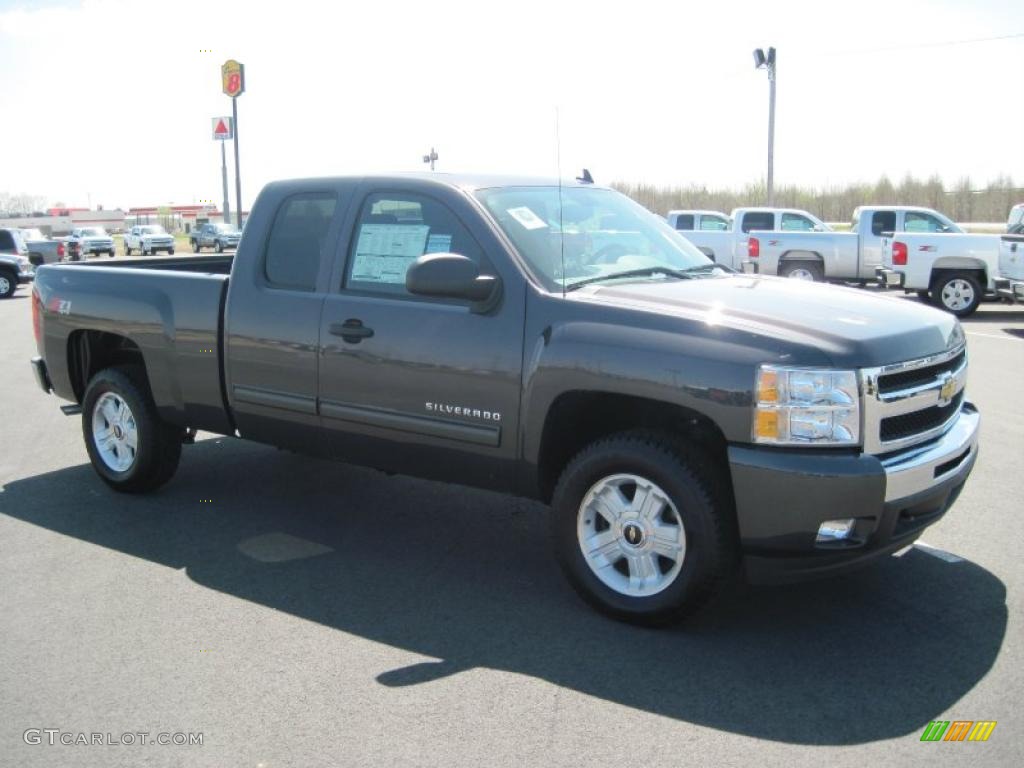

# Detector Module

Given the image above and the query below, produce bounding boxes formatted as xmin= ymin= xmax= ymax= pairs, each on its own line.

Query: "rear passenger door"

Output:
xmin=317 ymin=182 xmax=526 ymax=492
xmin=225 ymin=184 xmax=348 ymax=452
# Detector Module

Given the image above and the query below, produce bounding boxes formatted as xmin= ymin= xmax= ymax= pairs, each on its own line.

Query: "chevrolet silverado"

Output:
xmin=29 ymin=174 xmax=980 ymax=625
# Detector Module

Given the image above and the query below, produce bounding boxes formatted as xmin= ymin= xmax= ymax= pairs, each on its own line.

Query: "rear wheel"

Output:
xmin=779 ymin=261 xmax=824 ymax=282
xmin=551 ymin=431 xmax=735 ymax=626
xmin=82 ymin=367 xmax=182 ymax=493
xmin=931 ymin=272 xmax=982 ymax=317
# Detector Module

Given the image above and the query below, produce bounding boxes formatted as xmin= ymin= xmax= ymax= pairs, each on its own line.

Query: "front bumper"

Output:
xmin=18 ymin=268 xmax=34 ymax=283
xmin=876 ymin=266 xmax=904 ymax=288
xmin=993 ymin=277 xmax=1024 ymax=303
xmin=730 ymin=402 xmax=979 ymax=584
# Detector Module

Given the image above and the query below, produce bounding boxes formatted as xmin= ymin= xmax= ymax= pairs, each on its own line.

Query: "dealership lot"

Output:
xmin=1 ymin=287 xmax=1022 ymax=767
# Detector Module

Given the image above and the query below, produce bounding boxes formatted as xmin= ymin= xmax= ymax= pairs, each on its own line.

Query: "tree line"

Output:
xmin=613 ymin=174 xmax=1022 ymax=223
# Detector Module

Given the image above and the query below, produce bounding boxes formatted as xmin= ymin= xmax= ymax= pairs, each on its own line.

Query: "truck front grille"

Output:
xmin=861 ymin=343 xmax=968 ymax=455
xmin=877 ymin=349 xmax=965 ymax=395
xmin=880 ymin=392 xmax=964 ymax=442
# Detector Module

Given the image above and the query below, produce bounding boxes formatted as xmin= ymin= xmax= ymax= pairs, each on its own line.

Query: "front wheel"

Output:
xmin=779 ymin=261 xmax=824 ymax=281
xmin=82 ymin=367 xmax=183 ymax=493
xmin=931 ymin=272 xmax=982 ymax=317
xmin=216 ymin=240 xmax=224 ymax=253
xmin=168 ymin=248 xmax=175 ymax=255
xmin=551 ymin=432 xmax=735 ymax=626
xmin=124 ymin=244 xmax=132 ymax=256
xmin=0 ymin=271 xmax=16 ymax=299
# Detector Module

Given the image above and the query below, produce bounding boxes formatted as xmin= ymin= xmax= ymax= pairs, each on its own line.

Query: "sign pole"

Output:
xmin=232 ymin=96 xmax=242 ymax=228
xmin=221 ymin=139 xmax=231 ymax=226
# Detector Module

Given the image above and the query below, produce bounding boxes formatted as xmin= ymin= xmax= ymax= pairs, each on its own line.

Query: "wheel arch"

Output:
xmin=535 ymin=390 xmax=732 ymax=505
xmin=67 ymin=330 xmax=150 ymax=403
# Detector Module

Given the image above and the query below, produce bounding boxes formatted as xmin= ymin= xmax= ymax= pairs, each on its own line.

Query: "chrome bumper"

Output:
xmin=875 ymin=267 xmax=904 ymax=288
xmin=880 ymin=403 xmax=979 ymax=502
xmin=993 ymin=277 xmax=1024 ymax=303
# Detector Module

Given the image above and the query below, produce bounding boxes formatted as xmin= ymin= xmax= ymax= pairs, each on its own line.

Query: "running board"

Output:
xmin=60 ymin=404 xmax=82 ymax=416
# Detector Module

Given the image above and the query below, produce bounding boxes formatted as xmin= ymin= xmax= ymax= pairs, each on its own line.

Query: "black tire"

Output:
xmin=108 ymin=250 xmax=115 ymax=258
xmin=142 ymin=245 xmax=150 ymax=256
xmin=916 ymin=289 xmax=930 ymax=301
xmin=124 ymin=244 xmax=132 ymax=256
xmin=81 ymin=366 xmax=183 ymax=493
xmin=0 ymin=269 xmax=17 ymax=299
xmin=930 ymin=272 xmax=982 ymax=317
xmin=216 ymin=240 xmax=224 ymax=253
xmin=168 ymin=248 xmax=175 ymax=255
xmin=550 ymin=431 xmax=736 ymax=626
xmin=192 ymin=240 xmax=200 ymax=253
xmin=779 ymin=260 xmax=824 ymax=282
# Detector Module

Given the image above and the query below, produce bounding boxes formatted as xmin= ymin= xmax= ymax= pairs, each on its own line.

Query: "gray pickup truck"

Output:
xmin=29 ymin=174 xmax=980 ymax=625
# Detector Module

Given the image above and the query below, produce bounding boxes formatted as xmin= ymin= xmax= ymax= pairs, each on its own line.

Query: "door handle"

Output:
xmin=330 ymin=319 xmax=374 ymax=343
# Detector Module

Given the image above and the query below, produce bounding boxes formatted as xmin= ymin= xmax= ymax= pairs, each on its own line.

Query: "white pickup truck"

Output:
xmin=743 ymin=206 xmax=962 ymax=284
xmin=994 ymin=234 xmax=1024 ymax=304
xmin=877 ymin=228 xmax=1001 ymax=317
xmin=124 ymin=224 xmax=176 ymax=256
xmin=666 ymin=210 xmax=731 ymax=233
xmin=676 ymin=207 xmax=829 ymax=269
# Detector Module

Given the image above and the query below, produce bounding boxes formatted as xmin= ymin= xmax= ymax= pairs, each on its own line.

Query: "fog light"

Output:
xmin=816 ymin=519 xmax=856 ymax=543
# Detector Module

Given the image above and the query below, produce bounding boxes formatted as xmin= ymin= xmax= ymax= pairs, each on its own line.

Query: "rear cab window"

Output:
xmin=741 ymin=212 xmax=774 ymax=233
xmin=263 ymin=192 xmax=338 ymax=291
xmin=344 ymin=191 xmax=484 ymax=299
xmin=672 ymin=214 xmax=694 ymax=231
xmin=872 ymin=211 xmax=896 ymax=236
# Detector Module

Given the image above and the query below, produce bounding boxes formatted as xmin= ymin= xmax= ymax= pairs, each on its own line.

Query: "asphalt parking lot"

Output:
xmin=1 ymin=284 xmax=1021 ymax=767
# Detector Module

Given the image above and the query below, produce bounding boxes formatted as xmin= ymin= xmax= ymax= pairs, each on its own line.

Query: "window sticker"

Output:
xmin=507 ymin=206 xmax=548 ymax=230
xmin=425 ymin=233 xmax=453 ymax=254
xmin=351 ymin=223 xmax=430 ymax=284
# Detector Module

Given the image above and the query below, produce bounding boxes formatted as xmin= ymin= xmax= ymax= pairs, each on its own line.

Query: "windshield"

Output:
xmin=476 ymin=186 xmax=711 ymax=291
xmin=139 ymin=226 xmax=167 ymax=234
xmin=81 ymin=228 xmax=107 ymax=236
xmin=214 ymin=223 xmax=239 ymax=233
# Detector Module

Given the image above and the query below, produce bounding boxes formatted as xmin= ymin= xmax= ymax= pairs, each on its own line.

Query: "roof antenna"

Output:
xmin=576 ymin=168 xmax=593 ymax=184
xmin=556 ymin=107 xmax=565 ymax=298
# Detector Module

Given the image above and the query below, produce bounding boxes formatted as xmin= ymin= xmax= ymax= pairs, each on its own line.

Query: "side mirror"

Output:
xmin=406 ymin=253 xmax=498 ymax=305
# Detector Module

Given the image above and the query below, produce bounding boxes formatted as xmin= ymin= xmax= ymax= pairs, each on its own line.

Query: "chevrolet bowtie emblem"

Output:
xmin=938 ymin=373 xmax=957 ymax=406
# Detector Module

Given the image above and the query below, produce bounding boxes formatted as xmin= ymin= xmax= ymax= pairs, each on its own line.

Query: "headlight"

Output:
xmin=753 ymin=365 xmax=860 ymax=446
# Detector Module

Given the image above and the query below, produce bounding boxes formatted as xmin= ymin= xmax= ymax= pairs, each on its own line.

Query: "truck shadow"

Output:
xmin=0 ymin=437 xmax=1006 ymax=746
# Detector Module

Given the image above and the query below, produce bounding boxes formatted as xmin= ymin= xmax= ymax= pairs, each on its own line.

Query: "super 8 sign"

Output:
xmin=222 ymin=60 xmax=245 ymax=98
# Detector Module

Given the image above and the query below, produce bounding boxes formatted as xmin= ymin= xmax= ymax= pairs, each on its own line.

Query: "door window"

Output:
xmin=263 ymin=192 xmax=337 ymax=291
xmin=699 ymin=215 xmax=729 ymax=231
xmin=344 ymin=192 xmax=483 ymax=297
xmin=780 ymin=213 xmax=817 ymax=231
xmin=904 ymin=211 xmax=949 ymax=233
xmin=673 ymin=214 xmax=694 ymax=231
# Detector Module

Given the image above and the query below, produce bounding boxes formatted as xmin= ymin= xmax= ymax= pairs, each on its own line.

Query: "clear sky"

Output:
xmin=0 ymin=0 xmax=1021 ymax=210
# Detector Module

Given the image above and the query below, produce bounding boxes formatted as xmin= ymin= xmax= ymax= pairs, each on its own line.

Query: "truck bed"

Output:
xmin=33 ymin=256 xmax=234 ymax=435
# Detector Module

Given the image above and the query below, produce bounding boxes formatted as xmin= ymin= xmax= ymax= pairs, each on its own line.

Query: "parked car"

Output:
xmin=29 ymin=173 xmax=979 ymax=625
xmin=994 ymin=233 xmax=1024 ymax=303
xmin=0 ymin=228 xmax=34 ymax=298
xmin=67 ymin=227 xmax=115 ymax=259
xmin=18 ymin=228 xmax=65 ymax=266
xmin=878 ymin=229 xmax=1001 ymax=317
xmin=666 ymin=210 xmax=730 ymax=232
xmin=190 ymin=222 xmax=241 ymax=253
xmin=678 ymin=207 xmax=830 ymax=269
xmin=1007 ymin=204 xmax=1024 ymax=234
xmin=124 ymin=225 xmax=175 ymax=256
xmin=744 ymin=206 xmax=962 ymax=283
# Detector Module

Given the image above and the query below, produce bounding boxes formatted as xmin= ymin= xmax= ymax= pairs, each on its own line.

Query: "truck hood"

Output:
xmin=574 ymin=274 xmax=962 ymax=368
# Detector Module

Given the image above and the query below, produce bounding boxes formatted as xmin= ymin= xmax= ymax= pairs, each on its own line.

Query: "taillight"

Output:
xmin=57 ymin=242 xmax=65 ymax=258
xmin=32 ymin=287 xmax=42 ymax=346
xmin=748 ymin=237 xmax=760 ymax=259
xmin=892 ymin=241 xmax=908 ymax=266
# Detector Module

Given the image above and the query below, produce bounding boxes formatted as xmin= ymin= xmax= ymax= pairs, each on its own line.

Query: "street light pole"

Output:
xmin=754 ymin=47 xmax=777 ymax=206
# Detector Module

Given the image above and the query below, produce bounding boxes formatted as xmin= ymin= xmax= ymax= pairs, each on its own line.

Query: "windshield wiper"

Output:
xmin=565 ymin=266 xmax=694 ymax=292
xmin=680 ymin=263 xmax=735 ymax=274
